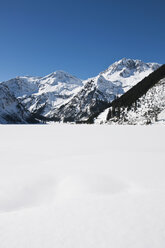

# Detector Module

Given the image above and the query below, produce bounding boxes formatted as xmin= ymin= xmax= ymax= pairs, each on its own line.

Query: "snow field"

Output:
xmin=0 ymin=125 xmax=165 ymax=248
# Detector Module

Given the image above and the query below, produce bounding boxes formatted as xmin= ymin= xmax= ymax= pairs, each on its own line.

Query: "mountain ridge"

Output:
xmin=0 ymin=58 xmax=162 ymax=124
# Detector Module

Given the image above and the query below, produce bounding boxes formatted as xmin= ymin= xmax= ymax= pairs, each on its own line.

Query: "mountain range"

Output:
xmin=0 ymin=58 xmax=164 ymax=124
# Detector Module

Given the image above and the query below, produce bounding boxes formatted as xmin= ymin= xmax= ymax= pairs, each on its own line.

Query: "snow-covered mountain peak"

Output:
xmin=40 ymin=70 xmax=82 ymax=86
xmin=18 ymin=71 xmax=84 ymax=115
xmin=0 ymin=58 xmax=162 ymax=123
xmin=1 ymin=76 xmax=40 ymax=98
xmin=103 ymin=58 xmax=160 ymax=77
xmin=16 ymin=75 xmax=41 ymax=80
xmin=99 ymin=58 xmax=161 ymax=92
xmin=110 ymin=58 xmax=139 ymax=70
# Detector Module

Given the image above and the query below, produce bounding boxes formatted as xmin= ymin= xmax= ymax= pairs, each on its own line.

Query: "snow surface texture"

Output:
xmin=0 ymin=58 xmax=160 ymax=122
xmin=96 ymin=78 xmax=165 ymax=125
xmin=0 ymin=125 xmax=165 ymax=248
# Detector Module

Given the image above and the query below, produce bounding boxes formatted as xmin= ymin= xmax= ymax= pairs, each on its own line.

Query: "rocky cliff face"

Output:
xmin=0 ymin=84 xmax=31 ymax=124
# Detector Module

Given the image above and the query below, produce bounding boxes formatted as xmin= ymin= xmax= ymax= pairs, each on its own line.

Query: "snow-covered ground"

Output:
xmin=0 ymin=125 xmax=165 ymax=248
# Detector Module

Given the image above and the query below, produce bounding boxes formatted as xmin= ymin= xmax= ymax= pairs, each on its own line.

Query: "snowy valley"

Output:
xmin=0 ymin=59 xmax=165 ymax=247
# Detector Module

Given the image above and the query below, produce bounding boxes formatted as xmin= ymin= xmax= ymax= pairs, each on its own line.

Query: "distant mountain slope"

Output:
xmin=0 ymin=84 xmax=32 ymax=124
xmin=2 ymin=71 xmax=83 ymax=119
xmin=49 ymin=59 xmax=160 ymax=122
xmin=51 ymin=77 xmax=123 ymax=122
xmin=96 ymin=65 xmax=165 ymax=125
xmin=0 ymin=58 xmax=161 ymax=124
xmin=100 ymin=58 xmax=160 ymax=92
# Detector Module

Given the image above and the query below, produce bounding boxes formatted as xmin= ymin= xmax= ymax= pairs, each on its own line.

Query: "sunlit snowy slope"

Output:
xmin=0 ymin=125 xmax=165 ymax=248
xmin=1 ymin=71 xmax=83 ymax=119
xmin=96 ymin=71 xmax=165 ymax=125
xmin=0 ymin=58 xmax=160 ymax=123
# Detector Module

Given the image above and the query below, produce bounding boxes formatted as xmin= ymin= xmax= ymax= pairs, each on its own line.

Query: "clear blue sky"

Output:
xmin=0 ymin=0 xmax=164 ymax=81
